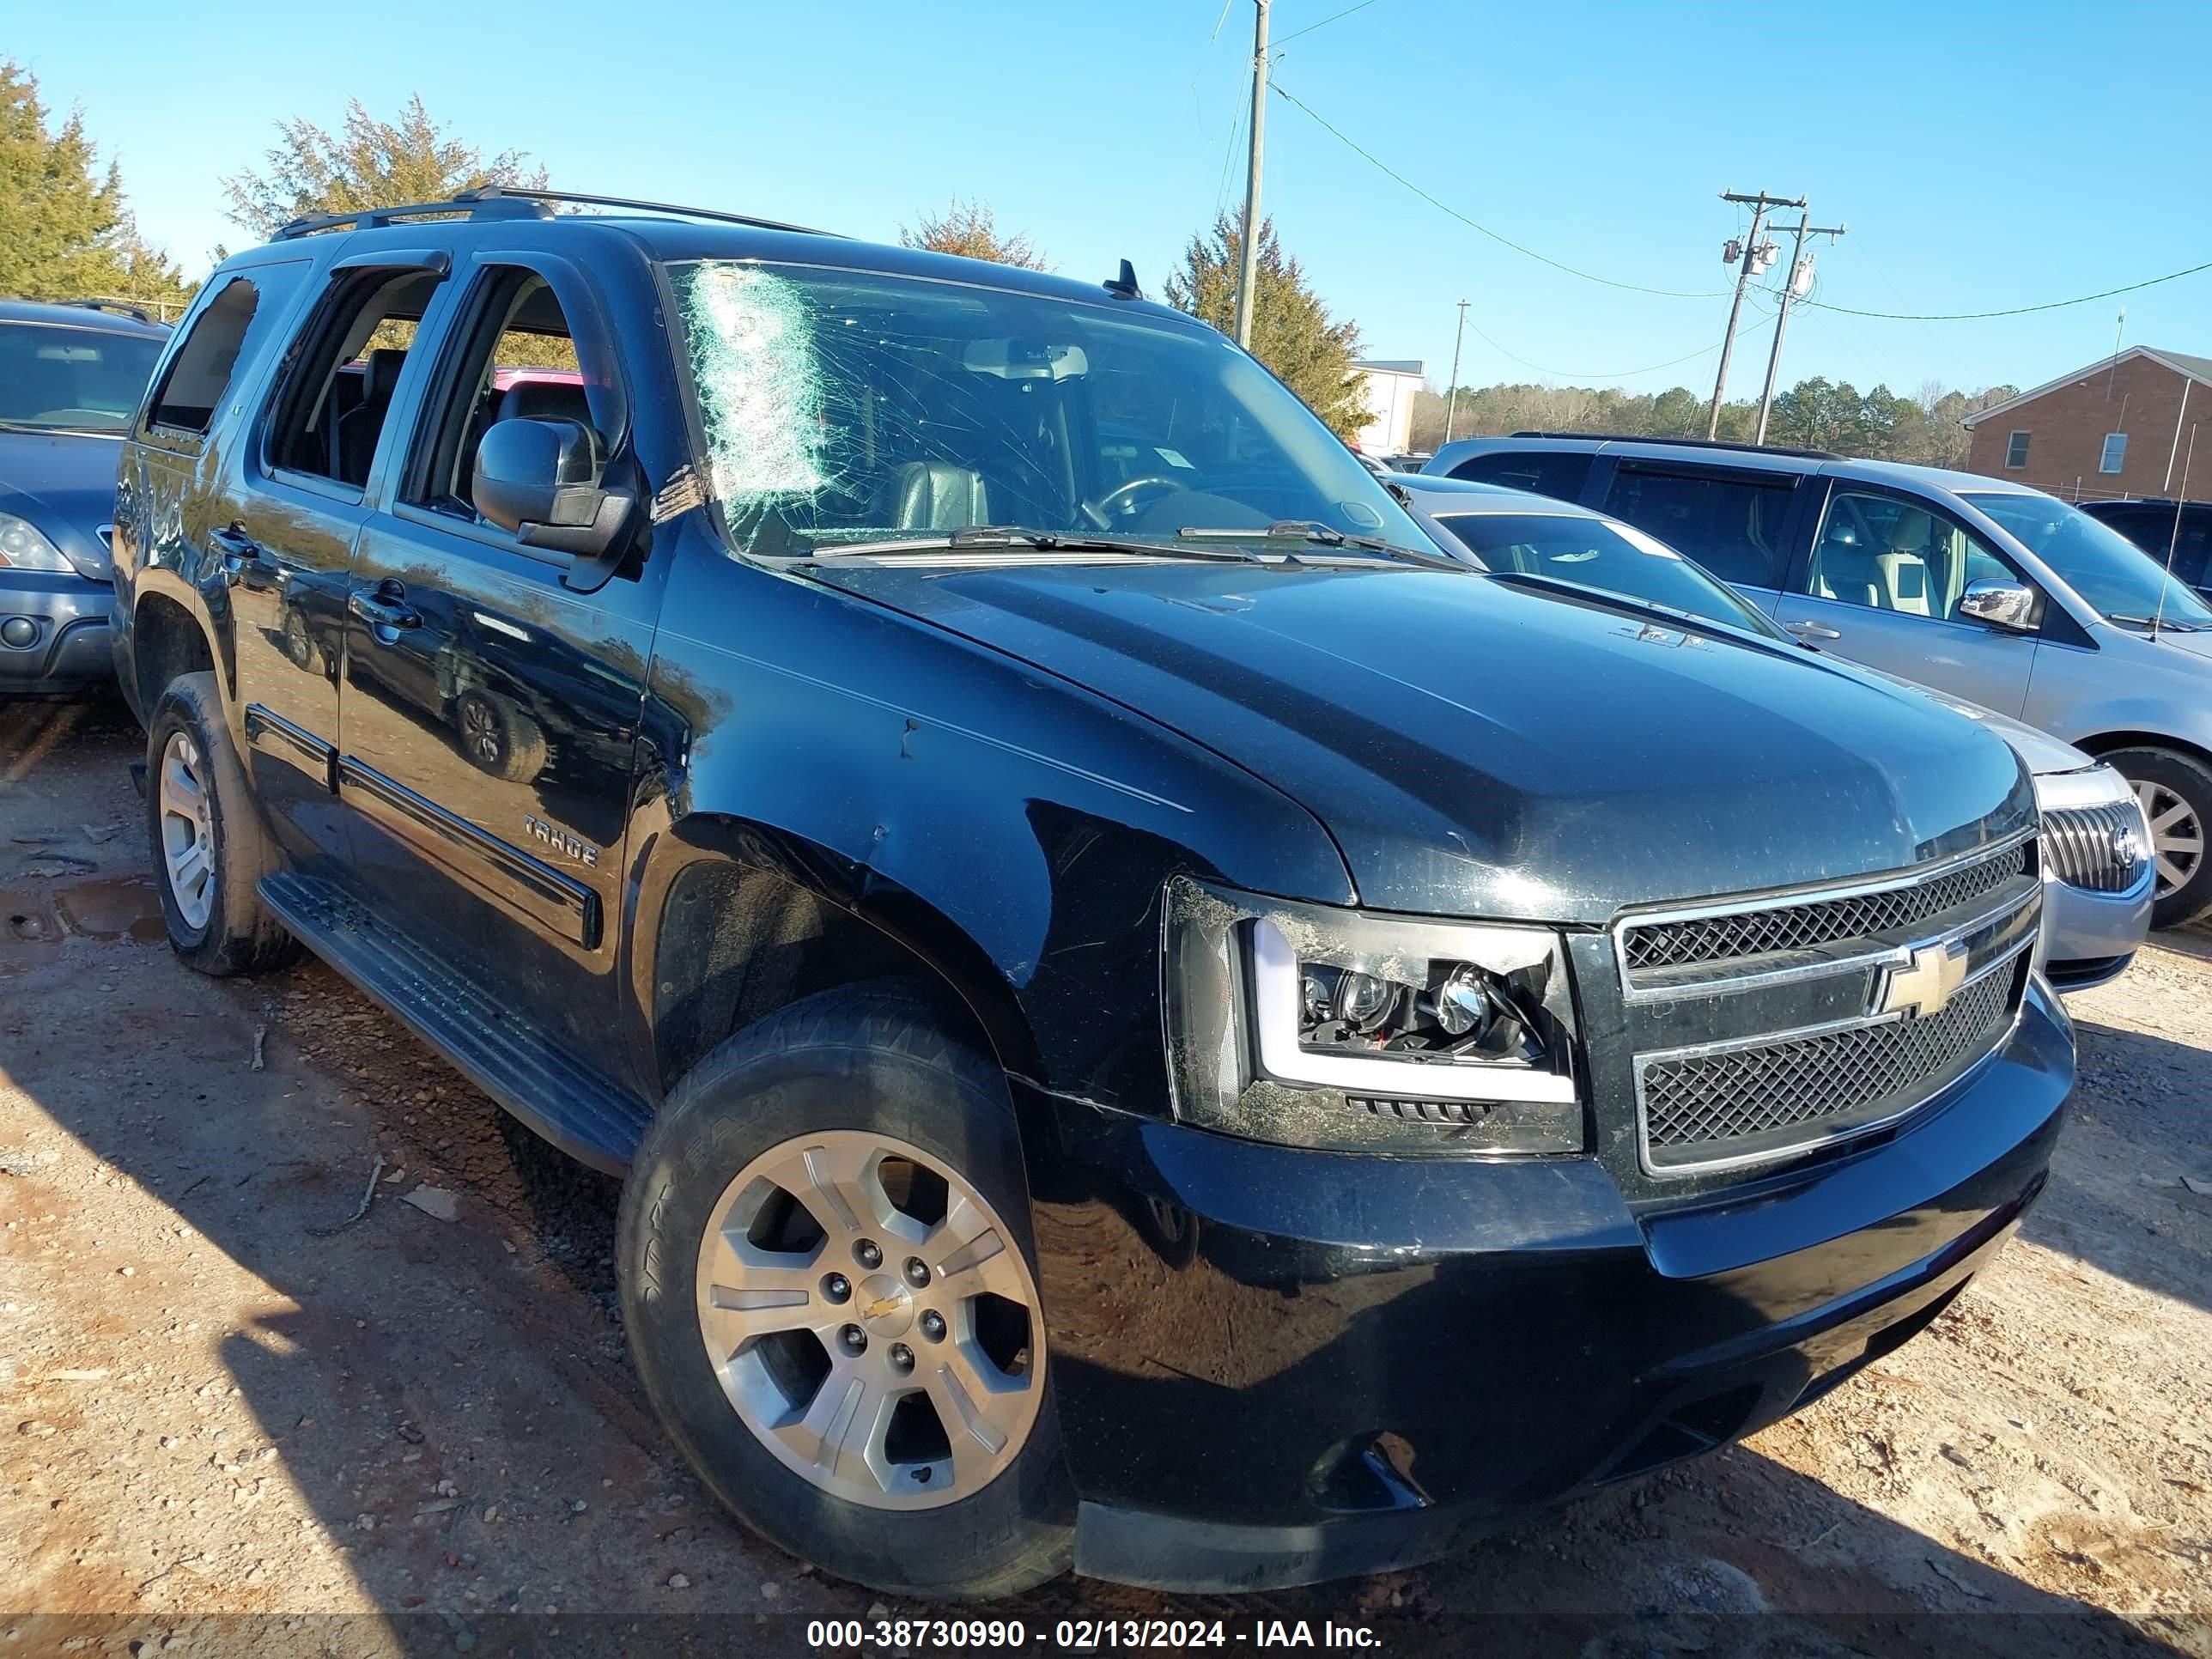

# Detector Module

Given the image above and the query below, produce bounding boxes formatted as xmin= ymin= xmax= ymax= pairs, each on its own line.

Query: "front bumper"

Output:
xmin=1022 ymin=976 xmax=2073 ymax=1592
xmin=2043 ymin=868 xmax=2153 ymax=991
xmin=0 ymin=569 xmax=112 ymax=691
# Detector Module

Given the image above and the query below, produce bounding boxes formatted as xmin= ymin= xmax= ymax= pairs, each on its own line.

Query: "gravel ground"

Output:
xmin=2 ymin=695 xmax=2208 ymax=1658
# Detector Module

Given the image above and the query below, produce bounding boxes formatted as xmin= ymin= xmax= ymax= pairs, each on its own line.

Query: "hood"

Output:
xmin=0 ymin=430 xmax=125 ymax=580
xmin=1846 ymin=663 xmax=2091 ymax=776
xmin=811 ymin=559 xmax=2036 ymax=922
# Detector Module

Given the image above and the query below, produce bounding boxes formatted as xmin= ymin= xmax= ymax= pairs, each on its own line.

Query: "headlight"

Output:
xmin=1163 ymin=878 xmax=1583 ymax=1155
xmin=0 ymin=513 xmax=72 ymax=573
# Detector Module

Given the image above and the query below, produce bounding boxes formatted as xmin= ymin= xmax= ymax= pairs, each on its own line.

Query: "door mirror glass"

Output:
xmin=1958 ymin=578 xmax=2038 ymax=632
xmin=471 ymin=416 xmax=621 ymax=555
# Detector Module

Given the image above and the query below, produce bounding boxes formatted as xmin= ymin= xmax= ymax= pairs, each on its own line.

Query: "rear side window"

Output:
xmin=1602 ymin=465 xmax=1799 ymax=588
xmin=147 ymin=264 xmax=307 ymax=436
xmin=266 ymin=267 xmax=446 ymax=488
xmin=1448 ymin=450 xmax=1592 ymax=503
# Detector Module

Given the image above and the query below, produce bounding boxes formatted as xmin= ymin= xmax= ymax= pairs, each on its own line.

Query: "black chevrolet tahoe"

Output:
xmin=107 ymin=189 xmax=2073 ymax=1599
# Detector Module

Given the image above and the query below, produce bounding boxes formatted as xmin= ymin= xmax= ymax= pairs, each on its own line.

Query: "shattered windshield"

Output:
xmin=664 ymin=260 xmax=1429 ymax=559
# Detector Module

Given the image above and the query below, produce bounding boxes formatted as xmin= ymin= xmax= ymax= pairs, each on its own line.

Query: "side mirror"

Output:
xmin=471 ymin=417 xmax=633 ymax=561
xmin=1957 ymin=578 xmax=2038 ymax=633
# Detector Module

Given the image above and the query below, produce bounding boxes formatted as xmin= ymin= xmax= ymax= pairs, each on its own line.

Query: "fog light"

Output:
xmin=1 ymin=617 xmax=38 ymax=649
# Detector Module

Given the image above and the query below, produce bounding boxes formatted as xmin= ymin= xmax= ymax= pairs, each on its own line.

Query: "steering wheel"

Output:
xmin=1088 ymin=475 xmax=1189 ymax=528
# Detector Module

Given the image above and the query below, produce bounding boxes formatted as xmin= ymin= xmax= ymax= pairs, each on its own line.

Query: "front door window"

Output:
xmin=1803 ymin=489 xmax=2017 ymax=623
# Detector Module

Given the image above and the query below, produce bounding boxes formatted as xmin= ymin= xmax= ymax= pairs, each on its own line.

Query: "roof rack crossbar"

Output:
xmin=270 ymin=185 xmax=846 ymax=243
xmin=1508 ymin=430 xmax=1843 ymax=461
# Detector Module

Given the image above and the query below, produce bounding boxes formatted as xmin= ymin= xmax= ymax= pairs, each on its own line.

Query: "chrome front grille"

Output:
xmin=2042 ymin=803 xmax=2148 ymax=893
xmin=1638 ymin=956 xmax=2022 ymax=1171
xmin=1615 ymin=832 xmax=2039 ymax=1176
xmin=1621 ymin=842 xmax=2027 ymax=975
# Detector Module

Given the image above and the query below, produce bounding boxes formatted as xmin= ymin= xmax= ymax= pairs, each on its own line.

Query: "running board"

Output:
xmin=258 ymin=872 xmax=653 ymax=1175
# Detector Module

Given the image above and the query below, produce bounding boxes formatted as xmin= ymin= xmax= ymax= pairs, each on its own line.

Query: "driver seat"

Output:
xmin=882 ymin=461 xmax=989 ymax=531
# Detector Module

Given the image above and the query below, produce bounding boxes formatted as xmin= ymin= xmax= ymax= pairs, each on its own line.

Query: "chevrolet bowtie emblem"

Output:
xmin=1875 ymin=938 xmax=1970 ymax=1018
xmin=862 ymin=1295 xmax=902 ymax=1321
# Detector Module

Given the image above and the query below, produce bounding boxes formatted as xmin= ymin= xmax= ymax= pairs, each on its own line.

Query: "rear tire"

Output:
xmin=617 ymin=982 xmax=1073 ymax=1599
xmin=2104 ymin=746 xmax=2212 ymax=928
xmin=144 ymin=671 xmax=302 ymax=975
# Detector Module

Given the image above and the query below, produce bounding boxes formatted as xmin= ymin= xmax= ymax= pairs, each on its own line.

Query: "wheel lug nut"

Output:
xmin=920 ymin=1310 xmax=946 ymax=1342
xmin=854 ymin=1238 xmax=882 ymax=1269
xmin=890 ymin=1342 xmax=915 ymax=1374
xmin=839 ymin=1323 xmax=866 ymax=1355
xmin=822 ymin=1272 xmax=851 ymax=1304
xmin=903 ymin=1256 xmax=930 ymax=1288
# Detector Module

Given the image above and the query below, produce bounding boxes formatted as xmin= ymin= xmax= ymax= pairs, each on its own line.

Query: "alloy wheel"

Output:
xmin=158 ymin=731 xmax=216 ymax=931
xmin=2134 ymin=779 xmax=2203 ymax=897
xmin=460 ymin=696 xmax=503 ymax=768
xmin=693 ymin=1128 xmax=1044 ymax=1510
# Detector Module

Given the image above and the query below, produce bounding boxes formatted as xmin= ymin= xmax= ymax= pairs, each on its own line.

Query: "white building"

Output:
xmin=1351 ymin=359 xmax=1424 ymax=456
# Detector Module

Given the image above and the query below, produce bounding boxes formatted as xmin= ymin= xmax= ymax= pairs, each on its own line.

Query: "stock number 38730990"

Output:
xmin=806 ymin=1618 xmax=1231 ymax=1650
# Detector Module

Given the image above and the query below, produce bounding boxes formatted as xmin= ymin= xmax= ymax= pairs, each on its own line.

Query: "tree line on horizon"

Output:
xmin=7 ymin=65 xmax=2011 ymax=462
xmin=1407 ymin=378 xmax=2020 ymax=469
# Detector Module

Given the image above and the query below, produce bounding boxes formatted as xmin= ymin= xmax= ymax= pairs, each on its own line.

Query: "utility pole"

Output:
xmin=1233 ymin=0 xmax=1272 ymax=349
xmin=1753 ymin=216 xmax=1845 ymax=447
xmin=1708 ymin=188 xmax=1804 ymax=440
xmin=1443 ymin=299 xmax=1469 ymax=446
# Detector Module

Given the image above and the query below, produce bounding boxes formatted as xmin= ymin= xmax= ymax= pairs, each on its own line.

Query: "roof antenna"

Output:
xmin=2152 ymin=420 xmax=2197 ymax=645
xmin=1103 ymin=259 xmax=1141 ymax=301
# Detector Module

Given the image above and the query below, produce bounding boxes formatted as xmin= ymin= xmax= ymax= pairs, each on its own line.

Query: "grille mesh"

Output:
xmin=1623 ymin=843 xmax=2028 ymax=972
xmin=1640 ymin=963 xmax=2017 ymax=1160
xmin=2043 ymin=804 xmax=2146 ymax=893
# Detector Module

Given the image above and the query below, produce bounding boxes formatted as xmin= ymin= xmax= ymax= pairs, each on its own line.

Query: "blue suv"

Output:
xmin=0 ymin=298 xmax=169 ymax=695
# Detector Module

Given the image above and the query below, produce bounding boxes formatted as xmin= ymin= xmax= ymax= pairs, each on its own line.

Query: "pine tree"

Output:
xmin=0 ymin=59 xmax=191 ymax=307
xmin=1164 ymin=214 xmax=1370 ymax=440
xmin=220 ymin=95 xmax=546 ymax=239
xmin=897 ymin=198 xmax=1047 ymax=270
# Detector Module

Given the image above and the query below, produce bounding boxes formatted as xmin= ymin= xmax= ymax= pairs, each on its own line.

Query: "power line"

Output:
xmin=1457 ymin=306 xmax=1771 ymax=383
xmin=1801 ymin=257 xmax=2212 ymax=321
xmin=1274 ymin=0 xmax=1387 ymax=46
xmin=1270 ymin=81 xmax=1729 ymax=300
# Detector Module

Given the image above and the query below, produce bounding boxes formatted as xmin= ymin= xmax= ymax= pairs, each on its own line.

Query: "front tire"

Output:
xmin=2105 ymin=746 xmax=2212 ymax=928
xmin=617 ymin=983 xmax=1073 ymax=1599
xmin=144 ymin=672 xmax=301 ymax=975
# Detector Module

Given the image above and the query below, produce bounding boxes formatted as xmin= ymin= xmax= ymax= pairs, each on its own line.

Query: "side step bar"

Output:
xmin=259 ymin=872 xmax=653 ymax=1175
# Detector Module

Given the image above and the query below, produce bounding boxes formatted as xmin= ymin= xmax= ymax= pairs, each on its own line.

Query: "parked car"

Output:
xmin=0 ymin=298 xmax=168 ymax=695
xmin=111 ymin=191 xmax=2071 ymax=1599
xmin=2079 ymin=497 xmax=2212 ymax=602
xmin=1393 ymin=474 xmax=2154 ymax=991
xmin=1425 ymin=433 xmax=2212 ymax=927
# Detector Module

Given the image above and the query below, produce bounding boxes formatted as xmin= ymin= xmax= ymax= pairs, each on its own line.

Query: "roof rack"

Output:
xmin=272 ymin=185 xmax=844 ymax=242
xmin=70 ymin=298 xmax=157 ymax=323
xmin=1509 ymin=430 xmax=1843 ymax=462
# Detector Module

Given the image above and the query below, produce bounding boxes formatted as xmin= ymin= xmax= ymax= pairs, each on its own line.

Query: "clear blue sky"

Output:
xmin=16 ymin=0 xmax=2209 ymax=401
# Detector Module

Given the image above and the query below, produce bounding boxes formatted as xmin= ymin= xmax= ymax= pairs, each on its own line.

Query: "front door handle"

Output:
xmin=210 ymin=523 xmax=263 ymax=584
xmin=349 ymin=586 xmax=422 ymax=635
xmin=1784 ymin=618 xmax=1842 ymax=641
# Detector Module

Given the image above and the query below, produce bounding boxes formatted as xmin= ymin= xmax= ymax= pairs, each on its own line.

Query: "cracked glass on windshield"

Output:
xmin=664 ymin=259 xmax=1426 ymax=557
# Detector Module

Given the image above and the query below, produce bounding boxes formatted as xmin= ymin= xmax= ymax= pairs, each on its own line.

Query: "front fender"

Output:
xmin=624 ymin=530 xmax=1354 ymax=1113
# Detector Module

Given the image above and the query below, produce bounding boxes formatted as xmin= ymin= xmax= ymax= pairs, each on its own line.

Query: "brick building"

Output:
xmin=1962 ymin=346 xmax=2212 ymax=503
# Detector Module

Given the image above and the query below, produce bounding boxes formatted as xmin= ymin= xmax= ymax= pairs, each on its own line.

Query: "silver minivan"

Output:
xmin=1425 ymin=435 xmax=2212 ymax=927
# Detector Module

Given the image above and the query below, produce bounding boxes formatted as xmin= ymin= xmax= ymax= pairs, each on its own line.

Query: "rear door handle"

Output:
xmin=1783 ymin=618 xmax=1842 ymax=641
xmin=349 ymin=587 xmax=422 ymax=635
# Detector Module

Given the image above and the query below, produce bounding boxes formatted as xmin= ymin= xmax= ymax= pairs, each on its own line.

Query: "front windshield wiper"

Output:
xmin=799 ymin=526 xmax=1269 ymax=564
xmin=1175 ymin=520 xmax=1467 ymax=572
xmin=2106 ymin=613 xmax=2203 ymax=632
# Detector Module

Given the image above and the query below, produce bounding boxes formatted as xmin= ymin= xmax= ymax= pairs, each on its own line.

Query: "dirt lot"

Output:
xmin=3 ymin=695 xmax=2209 ymax=1658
